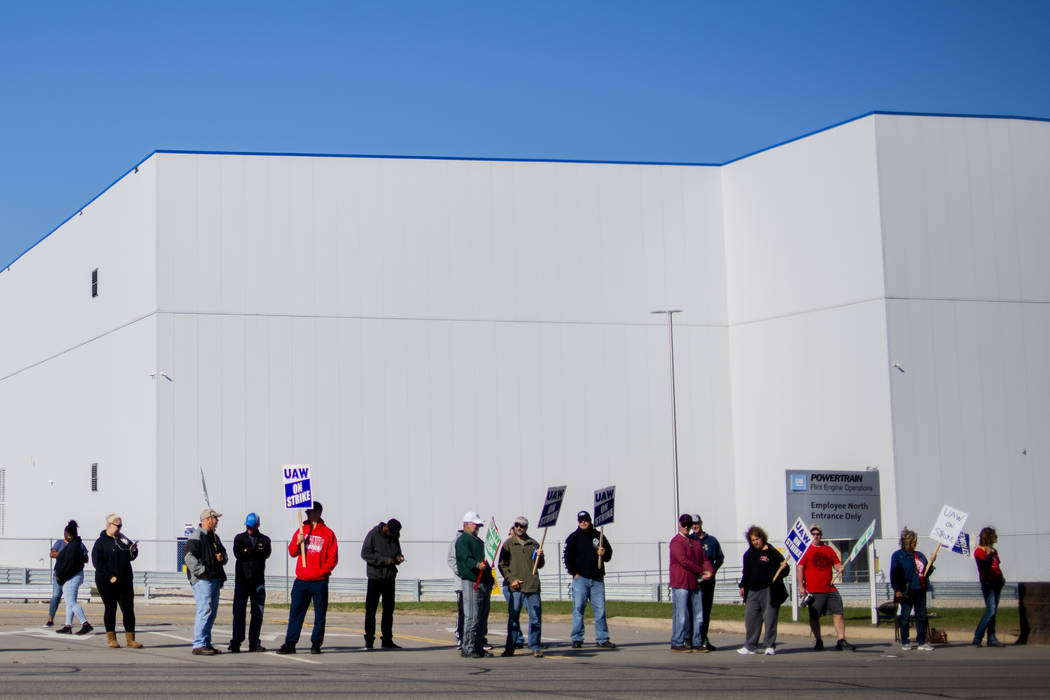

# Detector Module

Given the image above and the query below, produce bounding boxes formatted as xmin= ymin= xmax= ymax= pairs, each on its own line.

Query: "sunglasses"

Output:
xmin=810 ymin=531 xmax=822 ymax=536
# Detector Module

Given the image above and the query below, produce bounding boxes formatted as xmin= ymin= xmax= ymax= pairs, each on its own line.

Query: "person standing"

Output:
xmin=564 ymin=510 xmax=615 ymax=649
xmin=53 ymin=520 xmax=93 ymax=636
xmin=973 ymin=526 xmax=1006 ymax=647
xmin=46 ymin=535 xmax=66 ymax=628
xmin=455 ymin=511 xmax=494 ymax=659
xmin=890 ymin=527 xmax=937 ymax=651
xmin=498 ymin=516 xmax=546 ymax=657
xmin=797 ymin=525 xmax=854 ymax=651
xmin=737 ymin=525 xmax=787 ymax=655
xmin=669 ymin=514 xmax=714 ymax=653
xmin=185 ymin=508 xmax=229 ymax=655
xmin=689 ymin=514 xmax=724 ymax=651
xmin=91 ymin=514 xmax=142 ymax=649
xmin=447 ymin=526 xmax=465 ymax=650
xmin=277 ymin=502 xmax=339 ymax=655
xmin=360 ymin=518 xmax=405 ymax=650
xmin=229 ymin=512 xmax=271 ymax=653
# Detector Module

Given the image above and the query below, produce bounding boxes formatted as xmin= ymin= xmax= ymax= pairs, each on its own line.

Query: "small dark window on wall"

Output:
xmin=91 ymin=463 xmax=98 ymax=492
xmin=91 ymin=268 xmax=99 ymax=297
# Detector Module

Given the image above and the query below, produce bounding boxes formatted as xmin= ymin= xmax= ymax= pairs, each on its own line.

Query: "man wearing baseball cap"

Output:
xmin=229 ymin=512 xmax=271 ymax=653
xmin=360 ymin=518 xmax=405 ymax=650
xmin=455 ymin=511 xmax=495 ymax=658
xmin=498 ymin=516 xmax=545 ymax=657
xmin=563 ymin=510 xmax=615 ymax=649
xmin=185 ymin=508 xmax=228 ymax=655
xmin=277 ymin=501 xmax=339 ymax=654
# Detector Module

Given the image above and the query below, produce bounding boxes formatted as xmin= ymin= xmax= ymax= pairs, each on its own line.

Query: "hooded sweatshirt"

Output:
xmin=563 ymin=525 xmax=612 ymax=581
xmin=287 ymin=519 xmax=339 ymax=581
xmin=361 ymin=522 xmax=403 ymax=580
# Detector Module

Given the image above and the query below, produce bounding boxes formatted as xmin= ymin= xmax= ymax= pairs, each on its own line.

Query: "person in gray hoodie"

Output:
xmin=360 ymin=519 xmax=404 ymax=649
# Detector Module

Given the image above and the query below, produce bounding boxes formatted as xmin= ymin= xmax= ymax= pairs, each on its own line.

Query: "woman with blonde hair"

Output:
xmin=890 ymin=527 xmax=936 ymax=651
xmin=91 ymin=514 xmax=143 ymax=648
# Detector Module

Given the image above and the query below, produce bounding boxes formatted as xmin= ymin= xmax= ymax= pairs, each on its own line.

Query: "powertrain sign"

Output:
xmin=785 ymin=469 xmax=881 ymax=541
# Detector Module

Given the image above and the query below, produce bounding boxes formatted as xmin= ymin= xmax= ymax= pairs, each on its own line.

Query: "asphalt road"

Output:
xmin=1 ymin=603 xmax=1047 ymax=698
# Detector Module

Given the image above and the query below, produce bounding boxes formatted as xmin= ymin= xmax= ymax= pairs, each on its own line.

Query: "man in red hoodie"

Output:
xmin=277 ymin=502 xmax=339 ymax=654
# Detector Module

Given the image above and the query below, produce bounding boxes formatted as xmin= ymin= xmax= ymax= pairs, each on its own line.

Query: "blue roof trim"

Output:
xmin=4 ymin=109 xmax=1049 ymax=273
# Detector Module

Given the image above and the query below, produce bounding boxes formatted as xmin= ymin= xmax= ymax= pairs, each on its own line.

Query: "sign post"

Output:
xmin=594 ymin=486 xmax=615 ymax=570
xmin=282 ymin=464 xmax=313 ymax=568
xmin=784 ymin=518 xmax=814 ymax=622
xmin=533 ymin=485 xmax=567 ymax=575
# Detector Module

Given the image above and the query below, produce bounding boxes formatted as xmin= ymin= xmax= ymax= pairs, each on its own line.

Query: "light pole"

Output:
xmin=651 ymin=309 xmax=682 ymax=529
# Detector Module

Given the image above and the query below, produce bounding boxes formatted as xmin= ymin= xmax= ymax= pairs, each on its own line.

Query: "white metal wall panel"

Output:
xmin=721 ymin=116 xmax=886 ymax=325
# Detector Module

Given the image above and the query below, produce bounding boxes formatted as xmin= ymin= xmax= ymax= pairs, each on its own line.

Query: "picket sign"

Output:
xmin=283 ymin=464 xmax=313 ymax=567
xmin=533 ymin=486 xmax=566 ymax=575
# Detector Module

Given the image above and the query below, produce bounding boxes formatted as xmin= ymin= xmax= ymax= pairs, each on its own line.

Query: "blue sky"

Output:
xmin=2 ymin=1 xmax=1048 ymax=269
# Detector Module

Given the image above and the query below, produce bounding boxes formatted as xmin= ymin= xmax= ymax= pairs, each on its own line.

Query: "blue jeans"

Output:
xmin=571 ymin=577 xmax=609 ymax=643
xmin=284 ymin=578 xmax=329 ymax=649
xmin=502 ymin=587 xmax=526 ymax=645
xmin=974 ymin=583 xmax=1001 ymax=643
xmin=506 ymin=590 xmax=542 ymax=651
xmin=48 ymin=577 xmax=63 ymax=620
xmin=62 ymin=572 xmax=87 ymax=626
xmin=192 ymin=579 xmax=222 ymax=648
xmin=899 ymin=590 xmax=928 ymax=645
xmin=230 ymin=581 xmax=266 ymax=649
xmin=671 ymin=587 xmax=702 ymax=647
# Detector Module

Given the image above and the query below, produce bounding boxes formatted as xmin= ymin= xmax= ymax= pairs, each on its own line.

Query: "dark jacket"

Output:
xmin=54 ymin=537 xmax=87 ymax=585
xmin=739 ymin=544 xmax=786 ymax=594
xmin=184 ymin=527 xmax=229 ymax=586
xmin=361 ymin=522 xmax=403 ymax=580
xmin=692 ymin=532 xmax=725 ymax=573
xmin=91 ymin=530 xmax=138 ymax=584
xmin=455 ymin=530 xmax=494 ymax=585
xmin=890 ymin=549 xmax=935 ymax=593
xmin=232 ymin=530 xmax=272 ymax=586
xmin=498 ymin=533 xmax=545 ymax=593
xmin=563 ymin=526 xmax=612 ymax=581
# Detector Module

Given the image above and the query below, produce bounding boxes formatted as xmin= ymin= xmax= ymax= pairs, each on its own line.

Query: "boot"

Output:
xmin=125 ymin=631 xmax=143 ymax=649
xmin=106 ymin=631 xmax=121 ymax=648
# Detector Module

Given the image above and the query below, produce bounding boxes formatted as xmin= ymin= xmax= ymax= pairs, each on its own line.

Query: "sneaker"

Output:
xmin=692 ymin=645 xmax=710 ymax=653
xmin=971 ymin=639 xmax=982 ymax=647
xmin=764 ymin=647 xmax=776 ymax=655
xmin=900 ymin=643 xmax=912 ymax=651
xmin=56 ymin=625 xmax=73 ymax=634
xmin=671 ymin=645 xmax=693 ymax=653
xmin=836 ymin=639 xmax=856 ymax=652
xmin=596 ymin=641 xmax=617 ymax=649
xmin=205 ymin=646 xmax=222 ymax=655
xmin=701 ymin=641 xmax=717 ymax=651
xmin=483 ymin=644 xmax=494 ymax=651
xmin=75 ymin=622 xmax=93 ymax=636
xmin=249 ymin=645 xmax=266 ymax=652
xmin=500 ymin=649 xmax=515 ymax=657
xmin=571 ymin=641 xmax=583 ymax=649
xmin=813 ymin=639 xmax=824 ymax=651
xmin=533 ymin=650 xmax=544 ymax=658
xmin=916 ymin=643 xmax=934 ymax=651
xmin=473 ymin=650 xmax=494 ymax=658
xmin=737 ymin=646 xmax=756 ymax=655
xmin=227 ymin=645 xmax=241 ymax=653
xmin=310 ymin=647 xmax=322 ymax=655
xmin=45 ymin=620 xmax=55 ymax=627
xmin=276 ymin=646 xmax=296 ymax=654
xmin=192 ymin=647 xmax=217 ymax=655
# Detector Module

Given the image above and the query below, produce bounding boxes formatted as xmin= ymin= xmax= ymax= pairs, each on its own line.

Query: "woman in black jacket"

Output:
xmin=53 ymin=520 xmax=93 ymax=635
xmin=91 ymin=513 xmax=143 ymax=649
xmin=737 ymin=525 xmax=787 ymax=656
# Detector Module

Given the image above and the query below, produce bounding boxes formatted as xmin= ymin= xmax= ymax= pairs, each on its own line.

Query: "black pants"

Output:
xmin=96 ymin=576 xmax=135 ymax=633
xmin=364 ymin=578 xmax=396 ymax=644
xmin=230 ymin=581 xmax=266 ymax=648
xmin=699 ymin=579 xmax=716 ymax=643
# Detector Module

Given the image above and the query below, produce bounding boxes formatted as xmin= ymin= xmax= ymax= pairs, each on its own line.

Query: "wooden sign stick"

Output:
xmin=297 ymin=510 xmax=307 ymax=567
xmin=772 ymin=561 xmax=788 ymax=583
xmin=531 ymin=527 xmax=548 ymax=576
xmin=597 ymin=526 xmax=605 ymax=570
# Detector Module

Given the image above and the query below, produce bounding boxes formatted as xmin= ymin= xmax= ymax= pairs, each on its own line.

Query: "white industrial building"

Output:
xmin=1 ymin=112 xmax=1047 ymax=581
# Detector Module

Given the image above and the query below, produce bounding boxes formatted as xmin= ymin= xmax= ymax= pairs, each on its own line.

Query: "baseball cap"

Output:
xmin=679 ymin=513 xmax=694 ymax=528
xmin=577 ymin=510 xmax=592 ymax=522
xmin=306 ymin=501 xmax=323 ymax=514
xmin=462 ymin=511 xmax=485 ymax=526
xmin=200 ymin=508 xmax=222 ymax=521
xmin=514 ymin=516 xmax=529 ymax=528
xmin=691 ymin=514 xmax=701 ymax=524
xmin=245 ymin=512 xmax=259 ymax=527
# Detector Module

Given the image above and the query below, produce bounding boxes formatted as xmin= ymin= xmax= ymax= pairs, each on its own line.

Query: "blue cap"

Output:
xmin=245 ymin=513 xmax=259 ymax=527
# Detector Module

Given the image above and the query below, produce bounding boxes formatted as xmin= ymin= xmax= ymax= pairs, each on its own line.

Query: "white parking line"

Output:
xmin=144 ymin=631 xmax=195 ymax=642
xmin=269 ymin=651 xmax=321 ymax=665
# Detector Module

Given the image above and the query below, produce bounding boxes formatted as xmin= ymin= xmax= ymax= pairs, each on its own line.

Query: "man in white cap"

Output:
xmin=185 ymin=508 xmax=228 ymax=655
xmin=455 ymin=511 xmax=494 ymax=658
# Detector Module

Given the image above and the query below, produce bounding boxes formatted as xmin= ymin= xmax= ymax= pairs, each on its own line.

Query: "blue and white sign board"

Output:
xmin=537 ymin=485 xmax=567 ymax=529
xmin=784 ymin=517 xmax=814 ymax=563
xmin=283 ymin=464 xmax=313 ymax=510
xmin=929 ymin=504 xmax=968 ymax=548
xmin=951 ymin=532 xmax=971 ymax=556
xmin=594 ymin=486 xmax=615 ymax=527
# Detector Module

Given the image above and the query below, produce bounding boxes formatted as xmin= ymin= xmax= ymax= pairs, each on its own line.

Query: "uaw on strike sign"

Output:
xmin=283 ymin=465 xmax=313 ymax=509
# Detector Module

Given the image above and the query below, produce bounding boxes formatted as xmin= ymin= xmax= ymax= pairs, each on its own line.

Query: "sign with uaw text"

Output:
xmin=784 ymin=517 xmax=814 ymax=563
xmin=930 ymin=504 xmax=968 ymax=548
xmin=785 ymin=469 xmax=881 ymax=541
xmin=282 ymin=464 xmax=313 ymax=510
xmin=594 ymin=486 xmax=615 ymax=527
xmin=537 ymin=485 xmax=567 ymax=529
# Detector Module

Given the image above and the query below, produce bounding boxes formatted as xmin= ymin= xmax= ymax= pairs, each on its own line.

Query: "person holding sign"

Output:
xmin=360 ymin=518 xmax=405 ymax=650
xmin=972 ymin=526 xmax=1006 ymax=647
xmin=737 ymin=525 xmax=787 ymax=655
xmin=890 ymin=527 xmax=937 ymax=651
xmin=498 ymin=516 xmax=545 ymax=657
xmin=669 ymin=514 xmax=714 ymax=653
xmin=277 ymin=502 xmax=339 ymax=655
xmin=563 ymin=510 xmax=615 ymax=649
xmin=797 ymin=526 xmax=855 ymax=651
xmin=456 ymin=511 xmax=495 ymax=658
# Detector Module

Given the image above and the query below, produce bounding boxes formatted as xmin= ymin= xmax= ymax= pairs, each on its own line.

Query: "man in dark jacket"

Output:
xmin=229 ymin=512 xmax=271 ymax=653
xmin=689 ymin=514 xmax=725 ymax=650
xmin=360 ymin=518 xmax=405 ymax=650
xmin=498 ymin=516 xmax=545 ymax=657
xmin=185 ymin=508 xmax=229 ymax=655
xmin=563 ymin=510 xmax=615 ymax=649
xmin=456 ymin=511 xmax=494 ymax=658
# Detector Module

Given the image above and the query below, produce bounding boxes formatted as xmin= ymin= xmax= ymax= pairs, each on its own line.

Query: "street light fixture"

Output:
xmin=651 ymin=309 xmax=682 ymax=529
